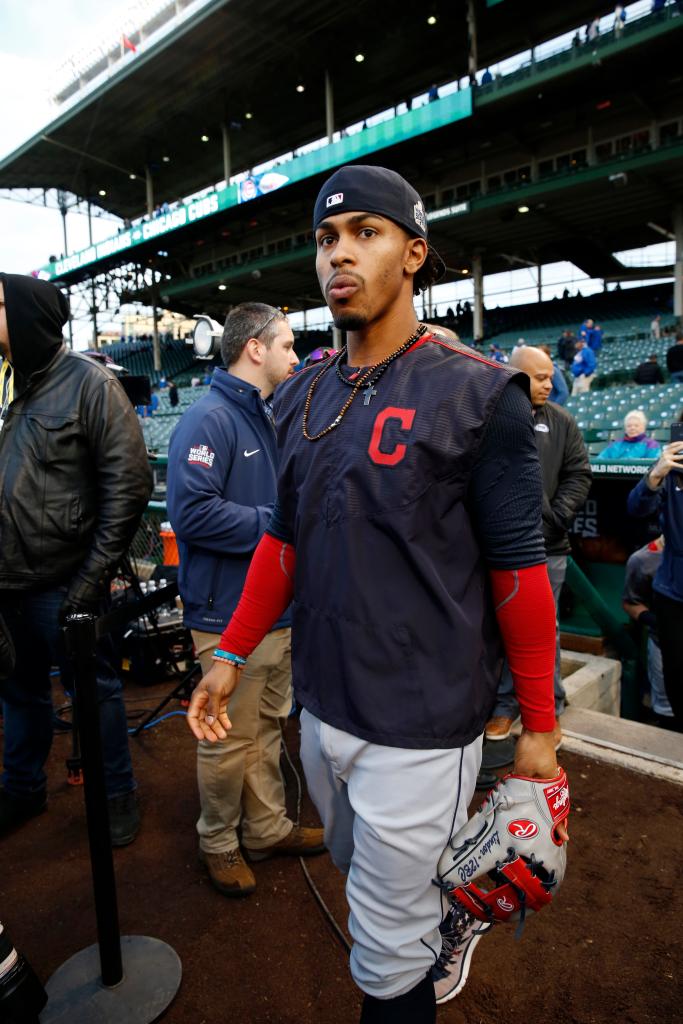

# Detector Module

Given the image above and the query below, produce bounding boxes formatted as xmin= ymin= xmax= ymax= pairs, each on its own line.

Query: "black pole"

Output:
xmin=63 ymin=613 xmax=123 ymax=987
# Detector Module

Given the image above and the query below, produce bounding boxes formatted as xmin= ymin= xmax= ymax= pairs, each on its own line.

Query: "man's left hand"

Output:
xmin=58 ymin=577 xmax=104 ymax=625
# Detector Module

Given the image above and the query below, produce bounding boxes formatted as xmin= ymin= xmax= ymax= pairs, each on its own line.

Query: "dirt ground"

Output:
xmin=1 ymin=679 xmax=681 ymax=1024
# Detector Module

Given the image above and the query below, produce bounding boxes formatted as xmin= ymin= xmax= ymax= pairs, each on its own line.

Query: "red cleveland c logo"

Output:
xmin=368 ymin=407 xmax=416 ymax=466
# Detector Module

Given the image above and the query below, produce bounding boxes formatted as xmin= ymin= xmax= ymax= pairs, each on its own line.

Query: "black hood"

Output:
xmin=0 ymin=273 xmax=69 ymax=382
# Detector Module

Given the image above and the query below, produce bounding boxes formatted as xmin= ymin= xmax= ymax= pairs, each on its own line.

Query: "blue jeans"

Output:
xmin=0 ymin=587 xmax=135 ymax=799
xmin=670 ymin=370 xmax=683 ymax=383
xmin=647 ymin=636 xmax=673 ymax=717
xmin=491 ymin=555 xmax=567 ymax=720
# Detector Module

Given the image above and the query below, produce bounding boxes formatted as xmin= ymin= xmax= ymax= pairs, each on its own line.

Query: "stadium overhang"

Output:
xmin=0 ymin=0 xmax=613 ymax=220
xmin=20 ymin=4 xmax=683 ymax=321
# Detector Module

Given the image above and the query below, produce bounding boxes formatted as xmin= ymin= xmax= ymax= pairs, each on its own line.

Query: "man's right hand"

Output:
xmin=187 ymin=660 xmax=241 ymax=742
xmin=649 ymin=441 xmax=683 ymax=487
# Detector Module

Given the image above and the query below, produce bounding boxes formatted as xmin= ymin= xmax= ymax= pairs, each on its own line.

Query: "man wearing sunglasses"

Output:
xmin=167 ymin=302 xmax=324 ymax=897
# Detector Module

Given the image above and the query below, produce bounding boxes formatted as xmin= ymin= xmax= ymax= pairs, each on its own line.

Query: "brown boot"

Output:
xmin=484 ymin=716 xmax=516 ymax=741
xmin=199 ymin=847 xmax=256 ymax=897
xmin=244 ymin=825 xmax=326 ymax=862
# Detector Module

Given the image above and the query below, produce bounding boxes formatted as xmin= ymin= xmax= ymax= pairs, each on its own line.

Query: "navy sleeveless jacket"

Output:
xmin=273 ymin=335 xmax=524 ymax=749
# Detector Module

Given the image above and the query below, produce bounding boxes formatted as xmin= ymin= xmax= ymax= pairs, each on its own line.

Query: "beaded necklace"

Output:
xmin=302 ymin=323 xmax=427 ymax=442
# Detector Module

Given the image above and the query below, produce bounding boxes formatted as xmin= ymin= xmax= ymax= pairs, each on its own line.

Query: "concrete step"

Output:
xmin=561 ymin=706 xmax=683 ymax=773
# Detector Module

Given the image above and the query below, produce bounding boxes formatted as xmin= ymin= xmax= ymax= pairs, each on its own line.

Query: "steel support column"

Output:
xmin=325 ymin=70 xmax=334 ymax=143
xmin=472 ymin=253 xmax=484 ymax=343
xmin=674 ymin=204 xmax=683 ymax=325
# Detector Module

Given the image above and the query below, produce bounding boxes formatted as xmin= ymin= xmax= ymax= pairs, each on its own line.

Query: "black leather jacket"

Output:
xmin=0 ymin=347 xmax=152 ymax=596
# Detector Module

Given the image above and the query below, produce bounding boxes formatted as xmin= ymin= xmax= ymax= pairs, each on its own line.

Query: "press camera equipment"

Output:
xmin=84 ymin=352 xmax=152 ymax=407
xmin=0 ymin=921 xmax=47 ymax=1023
xmin=186 ymin=314 xmax=223 ymax=360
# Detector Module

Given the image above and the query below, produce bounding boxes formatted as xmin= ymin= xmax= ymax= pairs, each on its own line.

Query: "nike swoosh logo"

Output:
xmin=244 ymin=449 xmax=260 ymax=457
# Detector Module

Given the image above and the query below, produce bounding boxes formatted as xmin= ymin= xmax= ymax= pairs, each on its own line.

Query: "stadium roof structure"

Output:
xmin=0 ymin=0 xmax=606 ymax=218
xmin=3 ymin=1 xmax=683 ymax=323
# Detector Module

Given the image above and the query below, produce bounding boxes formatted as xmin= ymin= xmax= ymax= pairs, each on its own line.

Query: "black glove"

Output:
xmin=0 ymin=612 xmax=16 ymax=679
xmin=58 ymin=577 xmax=105 ymax=626
xmin=637 ymin=609 xmax=658 ymax=632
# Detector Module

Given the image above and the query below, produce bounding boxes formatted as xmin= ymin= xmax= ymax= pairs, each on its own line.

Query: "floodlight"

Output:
xmin=517 ymin=205 xmax=530 ymax=214
xmin=427 ymin=16 xmax=437 ymax=25
xmin=98 ymin=189 xmax=107 ymax=197
xmin=162 ymin=155 xmax=171 ymax=163
xmin=129 ymin=173 xmax=137 ymax=180
xmin=355 ymin=53 xmax=365 ymax=63
xmin=296 ymin=81 xmax=305 ymax=93
xmin=200 ymin=134 xmax=210 ymax=142
xmin=245 ymin=111 xmax=253 ymax=120
xmin=218 ymin=284 xmax=227 ymax=291
xmin=189 ymin=315 xmax=223 ymax=359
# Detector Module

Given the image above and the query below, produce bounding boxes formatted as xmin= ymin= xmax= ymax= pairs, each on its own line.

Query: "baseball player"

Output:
xmin=187 ymin=165 xmax=567 ymax=1022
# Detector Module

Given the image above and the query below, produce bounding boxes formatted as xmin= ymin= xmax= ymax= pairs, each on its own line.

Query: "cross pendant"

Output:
xmin=363 ymin=386 xmax=377 ymax=406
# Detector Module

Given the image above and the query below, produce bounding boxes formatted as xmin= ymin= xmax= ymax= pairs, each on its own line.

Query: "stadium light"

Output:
xmin=129 ymin=173 xmax=137 ymax=180
xmin=427 ymin=15 xmax=437 ymax=25
xmin=245 ymin=111 xmax=253 ymax=119
xmin=517 ymin=204 xmax=530 ymax=214
xmin=98 ymin=189 xmax=107 ymax=197
xmin=218 ymin=283 xmax=227 ymax=291
xmin=296 ymin=81 xmax=305 ymax=93
xmin=162 ymin=155 xmax=171 ymax=163
xmin=189 ymin=315 xmax=223 ymax=359
xmin=355 ymin=53 xmax=365 ymax=63
xmin=200 ymin=134 xmax=210 ymax=142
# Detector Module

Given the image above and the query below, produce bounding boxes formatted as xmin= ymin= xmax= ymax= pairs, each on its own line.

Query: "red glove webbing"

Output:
xmin=490 ymin=564 xmax=556 ymax=733
xmin=218 ymin=532 xmax=295 ymax=658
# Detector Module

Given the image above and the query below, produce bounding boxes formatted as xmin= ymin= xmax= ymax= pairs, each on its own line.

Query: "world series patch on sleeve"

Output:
xmin=436 ymin=768 xmax=570 ymax=927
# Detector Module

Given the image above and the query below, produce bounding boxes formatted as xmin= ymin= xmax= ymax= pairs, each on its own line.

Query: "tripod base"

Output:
xmin=40 ymin=936 xmax=181 ymax=1024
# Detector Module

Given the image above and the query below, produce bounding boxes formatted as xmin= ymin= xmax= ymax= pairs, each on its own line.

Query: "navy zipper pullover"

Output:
xmin=167 ymin=367 xmax=290 ymax=633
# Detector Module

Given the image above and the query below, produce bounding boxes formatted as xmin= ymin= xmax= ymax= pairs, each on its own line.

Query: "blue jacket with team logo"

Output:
xmin=167 ymin=368 xmax=290 ymax=633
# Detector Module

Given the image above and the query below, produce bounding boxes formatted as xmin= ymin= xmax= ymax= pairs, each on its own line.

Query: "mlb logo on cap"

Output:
xmin=326 ymin=193 xmax=344 ymax=208
xmin=413 ymin=201 xmax=426 ymax=232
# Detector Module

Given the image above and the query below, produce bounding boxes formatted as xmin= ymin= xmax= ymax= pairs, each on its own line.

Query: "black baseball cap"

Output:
xmin=313 ymin=165 xmax=446 ymax=288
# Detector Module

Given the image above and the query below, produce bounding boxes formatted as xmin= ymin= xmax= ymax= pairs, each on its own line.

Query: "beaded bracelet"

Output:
xmin=212 ymin=649 xmax=246 ymax=668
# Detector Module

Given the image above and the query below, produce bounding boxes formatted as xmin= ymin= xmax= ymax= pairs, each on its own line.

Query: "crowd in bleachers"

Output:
xmin=121 ymin=290 xmax=683 ymax=462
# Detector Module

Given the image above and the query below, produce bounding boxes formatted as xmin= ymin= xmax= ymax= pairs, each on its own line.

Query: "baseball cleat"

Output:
xmin=432 ymin=903 xmax=492 ymax=1004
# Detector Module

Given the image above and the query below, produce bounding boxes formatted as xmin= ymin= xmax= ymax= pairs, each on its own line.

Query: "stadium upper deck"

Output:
xmin=0 ymin=1 xmax=613 ymax=217
xmin=2 ymin=1 xmax=683 ymax=322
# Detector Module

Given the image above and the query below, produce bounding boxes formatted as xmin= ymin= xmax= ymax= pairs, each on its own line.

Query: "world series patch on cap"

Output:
xmin=313 ymin=165 xmax=446 ymax=286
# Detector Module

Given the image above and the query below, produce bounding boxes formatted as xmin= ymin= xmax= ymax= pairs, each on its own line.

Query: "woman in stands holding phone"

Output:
xmin=627 ymin=415 xmax=683 ymax=732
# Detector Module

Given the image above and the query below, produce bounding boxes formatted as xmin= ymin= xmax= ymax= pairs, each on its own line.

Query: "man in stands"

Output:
xmin=557 ymin=328 xmax=576 ymax=369
xmin=651 ymin=314 xmax=662 ymax=342
xmin=538 ymin=344 xmax=568 ymax=405
xmin=634 ymin=352 xmax=665 ymax=385
xmin=577 ymin=317 xmax=595 ymax=348
xmin=486 ymin=346 xmax=591 ymax=746
xmin=666 ymin=330 xmax=683 ymax=382
xmin=0 ymin=273 xmax=151 ymax=845
xmin=590 ymin=323 xmax=604 ymax=352
xmin=571 ymin=337 xmax=597 ymax=394
xmin=167 ymin=303 xmax=324 ymax=898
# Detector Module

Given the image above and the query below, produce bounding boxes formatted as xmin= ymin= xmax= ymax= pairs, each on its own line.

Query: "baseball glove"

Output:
xmin=436 ymin=768 xmax=569 ymax=927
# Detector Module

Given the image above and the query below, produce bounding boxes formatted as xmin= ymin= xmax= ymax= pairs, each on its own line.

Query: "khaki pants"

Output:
xmin=192 ymin=628 xmax=293 ymax=854
xmin=571 ymin=373 xmax=595 ymax=395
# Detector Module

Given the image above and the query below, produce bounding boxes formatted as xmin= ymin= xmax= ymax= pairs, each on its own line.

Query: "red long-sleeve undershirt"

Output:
xmin=218 ymin=533 xmax=556 ymax=733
